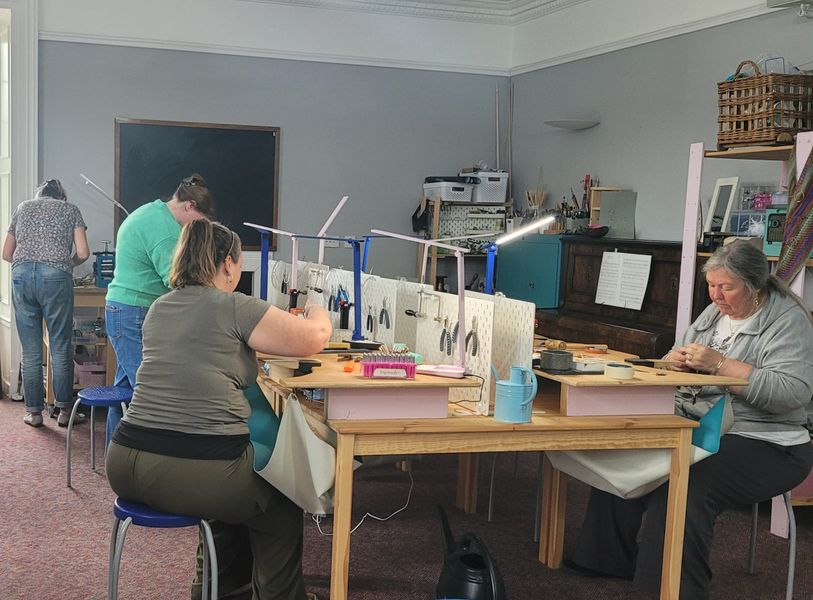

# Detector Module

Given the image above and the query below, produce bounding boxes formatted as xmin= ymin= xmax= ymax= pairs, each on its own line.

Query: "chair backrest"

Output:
xmin=692 ymin=396 xmax=726 ymax=453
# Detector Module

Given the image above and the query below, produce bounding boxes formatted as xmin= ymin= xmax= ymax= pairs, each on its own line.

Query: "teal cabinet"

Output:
xmin=495 ymin=234 xmax=562 ymax=308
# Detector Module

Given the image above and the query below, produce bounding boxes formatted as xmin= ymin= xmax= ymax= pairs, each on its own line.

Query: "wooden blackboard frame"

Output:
xmin=115 ymin=117 xmax=280 ymax=251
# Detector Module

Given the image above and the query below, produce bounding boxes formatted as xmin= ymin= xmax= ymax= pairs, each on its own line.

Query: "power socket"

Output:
xmin=322 ymin=239 xmax=340 ymax=248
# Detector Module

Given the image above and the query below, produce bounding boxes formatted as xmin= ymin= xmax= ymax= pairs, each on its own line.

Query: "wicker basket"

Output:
xmin=717 ymin=60 xmax=813 ymax=150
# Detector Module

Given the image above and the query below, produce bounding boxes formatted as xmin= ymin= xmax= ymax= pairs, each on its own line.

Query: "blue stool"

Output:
xmin=66 ymin=385 xmax=133 ymax=488
xmin=109 ymin=498 xmax=218 ymax=600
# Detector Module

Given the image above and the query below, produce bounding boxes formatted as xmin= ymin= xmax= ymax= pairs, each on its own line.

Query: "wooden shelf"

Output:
xmin=427 ymin=199 xmax=512 ymax=207
xmin=698 ymin=251 xmax=813 ymax=266
xmin=704 ymin=145 xmax=793 ymax=161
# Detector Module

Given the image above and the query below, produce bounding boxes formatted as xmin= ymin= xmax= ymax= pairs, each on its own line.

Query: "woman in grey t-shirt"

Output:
xmin=2 ymin=179 xmax=89 ymax=427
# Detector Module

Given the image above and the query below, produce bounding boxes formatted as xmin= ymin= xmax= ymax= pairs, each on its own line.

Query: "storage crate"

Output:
xmin=460 ymin=171 xmax=509 ymax=203
xmin=717 ymin=60 xmax=813 ymax=150
xmin=74 ymin=356 xmax=106 ymax=387
xmin=422 ymin=181 xmax=472 ymax=203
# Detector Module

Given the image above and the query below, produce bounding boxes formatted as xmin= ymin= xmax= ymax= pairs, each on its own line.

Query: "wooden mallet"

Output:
xmin=544 ymin=339 xmax=609 ymax=351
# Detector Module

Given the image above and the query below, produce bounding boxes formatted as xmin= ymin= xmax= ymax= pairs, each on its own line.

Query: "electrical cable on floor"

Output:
xmin=311 ymin=468 xmax=414 ymax=536
xmin=311 ymin=375 xmax=482 ymax=534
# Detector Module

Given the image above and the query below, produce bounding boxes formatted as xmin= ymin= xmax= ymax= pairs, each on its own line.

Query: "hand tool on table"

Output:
xmin=624 ymin=358 xmax=677 ymax=369
xmin=543 ymin=339 xmax=608 ymax=351
xmin=379 ymin=297 xmax=391 ymax=330
xmin=465 ymin=316 xmax=479 ymax=357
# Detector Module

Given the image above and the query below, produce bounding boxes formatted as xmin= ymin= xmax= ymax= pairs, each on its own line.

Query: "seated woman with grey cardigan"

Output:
xmin=567 ymin=241 xmax=813 ymax=600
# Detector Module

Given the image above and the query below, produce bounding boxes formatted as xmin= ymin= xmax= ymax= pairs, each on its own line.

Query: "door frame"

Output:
xmin=0 ymin=0 xmax=37 ymax=395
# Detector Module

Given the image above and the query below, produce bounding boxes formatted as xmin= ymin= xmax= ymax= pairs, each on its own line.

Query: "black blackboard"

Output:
xmin=115 ymin=118 xmax=279 ymax=250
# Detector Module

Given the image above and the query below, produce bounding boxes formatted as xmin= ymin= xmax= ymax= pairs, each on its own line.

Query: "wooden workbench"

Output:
xmin=260 ymin=354 xmax=746 ymax=600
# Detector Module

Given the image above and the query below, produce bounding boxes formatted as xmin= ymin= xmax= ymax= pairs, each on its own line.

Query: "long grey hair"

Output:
xmin=703 ymin=240 xmax=812 ymax=324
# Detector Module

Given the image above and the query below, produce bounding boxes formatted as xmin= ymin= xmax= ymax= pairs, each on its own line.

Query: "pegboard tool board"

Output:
xmin=414 ymin=291 xmax=493 ymax=415
xmin=491 ymin=293 xmax=535 ymax=394
xmin=412 ymin=291 xmax=534 ymax=415
xmin=266 ymin=260 xmax=293 ymax=309
xmin=312 ymin=269 xmax=399 ymax=346
xmin=394 ymin=280 xmax=434 ymax=350
xmin=429 ymin=204 xmax=507 ymax=240
xmin=357 ymin=274 xmax=399 ymax=346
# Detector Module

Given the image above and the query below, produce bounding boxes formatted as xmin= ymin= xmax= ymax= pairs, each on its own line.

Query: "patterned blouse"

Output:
xmin=8 ymin=196 xmax=86 ymax=273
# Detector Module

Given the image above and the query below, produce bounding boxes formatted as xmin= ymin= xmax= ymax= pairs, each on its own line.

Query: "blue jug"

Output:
xmin=492 ymin=365 xmax=537 ymax=423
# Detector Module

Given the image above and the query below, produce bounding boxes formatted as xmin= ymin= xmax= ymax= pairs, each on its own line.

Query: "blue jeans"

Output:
xmin=12 ymin=262 xmax=75 ymax=413
xmin=105 ymin=301 xmax=148 ymax=442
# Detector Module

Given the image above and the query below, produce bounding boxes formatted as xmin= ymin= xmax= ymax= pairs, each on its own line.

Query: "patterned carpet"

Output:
xmin=0 ymin=397 xmax=809 ymax=599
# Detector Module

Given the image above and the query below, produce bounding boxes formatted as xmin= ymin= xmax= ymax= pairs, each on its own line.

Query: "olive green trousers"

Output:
xmin=106 ymin=441 xmax=307 ymax=600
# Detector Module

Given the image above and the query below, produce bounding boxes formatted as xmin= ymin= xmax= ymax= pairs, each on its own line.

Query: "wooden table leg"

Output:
xmin=330 ymin=433 xmax=356 ymax=600
xmin=660 ymin=428 xmax=692 ymax=600
xmin=538 ymin=454 xmax=566 ymax=567
xmin=456 ymin=453 xmax=479 ymax=514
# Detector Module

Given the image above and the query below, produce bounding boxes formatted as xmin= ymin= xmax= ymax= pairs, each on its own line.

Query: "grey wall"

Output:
xmin=510 ymin=11 xmax=813 ymax=241
xmin=39 ymin=41 xmax=509 ymax=278
xmin=39 ymin=10 xmax=813 ymax=283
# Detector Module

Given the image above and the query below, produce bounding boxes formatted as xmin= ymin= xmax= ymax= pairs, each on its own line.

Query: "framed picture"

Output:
xmin=704 ymin=177 xmax=740 ymax=234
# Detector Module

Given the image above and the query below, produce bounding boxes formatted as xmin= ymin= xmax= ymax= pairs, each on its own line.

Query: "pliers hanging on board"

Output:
xmin=465 ymin=316 xmax=479 ymax=357
xmin=328 ymin=285 xmax=337 ymax=312
xmin=439 ymin=317 xmax=452 ymax=356
xmin=379 ymin=297 xmax=391 ymax=330
xmin=281 ymin=272 xmax=289 ymax=295
xmin=366 ymin=304 xmax=376 ymax=335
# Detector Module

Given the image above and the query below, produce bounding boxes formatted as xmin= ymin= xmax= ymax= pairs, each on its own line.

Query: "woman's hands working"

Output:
xmin=667 ymin=343 xmax=726 ymax=374
xmin=666 ymin=343 xmax=752 ymax=393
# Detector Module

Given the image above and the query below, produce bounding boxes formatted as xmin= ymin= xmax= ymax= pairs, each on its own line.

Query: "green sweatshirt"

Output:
xmin=106 ymin=200 xmax=181 ymax=307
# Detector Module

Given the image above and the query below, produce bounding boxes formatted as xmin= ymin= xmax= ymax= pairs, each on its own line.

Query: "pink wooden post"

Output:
xmin=676 ymin=143 xmax=705 ymax=343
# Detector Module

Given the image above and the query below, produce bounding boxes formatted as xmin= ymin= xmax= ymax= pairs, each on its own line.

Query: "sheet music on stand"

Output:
xmin=594 ymin=251 xmax=652 ymax=310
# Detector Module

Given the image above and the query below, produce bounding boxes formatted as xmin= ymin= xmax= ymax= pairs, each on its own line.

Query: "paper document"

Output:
xmin=594 ymin=251 xmax=652 ymax=310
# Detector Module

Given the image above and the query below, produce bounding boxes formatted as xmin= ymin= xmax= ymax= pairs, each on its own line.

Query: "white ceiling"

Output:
xmin=239 ymin=0 xmax=588 ymax=24
xmin=40 ymin=0 xmax=777 ymax=75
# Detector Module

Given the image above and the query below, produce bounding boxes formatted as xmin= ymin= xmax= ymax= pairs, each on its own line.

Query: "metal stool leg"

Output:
xmin=108 ymin=517 xmax=121 ymax=600
xmin=66 ymin=399 xmax=82 ymax=488
xmin=90 ymin=405 xmax=97 ymax=470
xmin=108 ymin=516 xmax=132 ymax=600
xmin=748 ymin=502 xmax=759 ymax=573
xmin=783 ymin=492 xmax=796 ymax=600
xmin=200 ymin=520 xmax=219 ymax=600
xmin=201 ymin=529 xmax=209 ymax=600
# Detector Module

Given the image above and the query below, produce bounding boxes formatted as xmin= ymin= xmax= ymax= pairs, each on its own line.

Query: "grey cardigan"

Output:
xmin=674 ymin=290 xmax=813 ymax=436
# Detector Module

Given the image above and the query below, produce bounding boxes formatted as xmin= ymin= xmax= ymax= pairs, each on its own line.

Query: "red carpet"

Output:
xmin=0 ymin=397 xmax=809 ymax=599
